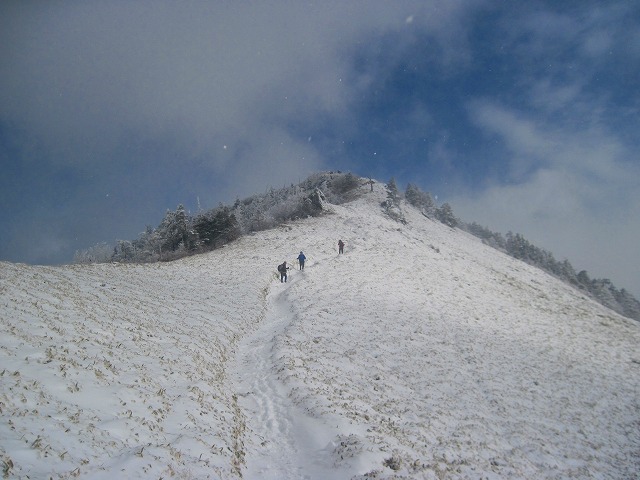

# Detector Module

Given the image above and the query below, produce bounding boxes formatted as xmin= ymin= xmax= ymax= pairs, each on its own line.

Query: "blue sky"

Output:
xmin=1 ymin=1 xmax=639 ymax=297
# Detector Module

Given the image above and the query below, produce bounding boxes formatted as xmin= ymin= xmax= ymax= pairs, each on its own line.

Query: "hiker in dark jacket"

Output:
xmin=338 ymin=239 xmax=345 ymax=254
xmin=297 ymin=251 xmax=306 ymax=270
xmin=277 ymin=261 xmax=289 ymax=282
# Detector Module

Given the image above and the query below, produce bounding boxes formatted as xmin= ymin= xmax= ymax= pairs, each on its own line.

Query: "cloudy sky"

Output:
xmin=1 ymin=1 xmax=639 ymax=297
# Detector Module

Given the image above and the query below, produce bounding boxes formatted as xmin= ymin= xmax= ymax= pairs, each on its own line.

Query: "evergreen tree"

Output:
xmin=576 ymin=270 xmax=591 ymax=289
xmin=436 ymin=203 xmax=458 ymax=228
xmin=559 ymin=259 xmax=577 ymax=285
xmin=194 ymin=205 xmax=241 ymax=249
xmin=405 ymin=183 xmax=436 ymax=217
xmin=590 ymin=279 xmax=619 ymax=311
xmin=386 ymin=177 xmax=399 ymax=203
xmin=133 ymin=225 xmax=159 ymax=261
xmin=405 ymin=183 xmax=420 ymax=206
xmin=154 ymin=205 xmax=198 ymax=255
xmin=112 ymin=240 xmax=136 ymax=262
xmin=330 ymin=172 xmax=360 ymax=196
xmin=617 ymin=289 xmax=640 ymax=320
xmin=381 ymin=177 xmax=406 ymax=223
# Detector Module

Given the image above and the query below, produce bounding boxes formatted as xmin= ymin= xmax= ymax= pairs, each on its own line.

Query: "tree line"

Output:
xmin=74 ymin=172 xmax=361 ymax=264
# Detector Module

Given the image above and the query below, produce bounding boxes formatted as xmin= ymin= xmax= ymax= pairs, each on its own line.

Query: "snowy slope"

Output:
xmin=1 ymin=182 xmax=639 ymax=479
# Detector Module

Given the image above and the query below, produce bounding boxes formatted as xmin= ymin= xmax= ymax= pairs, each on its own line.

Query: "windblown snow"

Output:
xmin=1 ymin=184 xmax=639 ymax=479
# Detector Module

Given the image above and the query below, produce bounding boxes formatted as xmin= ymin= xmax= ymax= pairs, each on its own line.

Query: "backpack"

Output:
xmin=277 ymin=263 xmax=285 ymax=273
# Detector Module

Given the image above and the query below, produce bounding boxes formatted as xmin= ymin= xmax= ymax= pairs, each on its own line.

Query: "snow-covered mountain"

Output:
xmin=1 ymin=182 xmax=639 ymax=479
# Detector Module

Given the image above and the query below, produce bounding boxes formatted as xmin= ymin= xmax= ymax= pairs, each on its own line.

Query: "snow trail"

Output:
xmin=233 ymin=280 xmax=303 ymax=478
xmin=232 ymin=273 xmax=315 ymax=479
xmin=233 ymin=246 xmax=359 ymax=479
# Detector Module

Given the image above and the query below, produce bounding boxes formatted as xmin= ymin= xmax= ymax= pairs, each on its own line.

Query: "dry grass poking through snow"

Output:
xmin=0 ymin=234 xmax=284 ymax=479
xmin=1 ymin=183 xmax=639 ymax=479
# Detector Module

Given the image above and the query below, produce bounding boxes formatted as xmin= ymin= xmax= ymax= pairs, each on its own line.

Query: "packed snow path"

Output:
xmin=232 ymin=243 xmax=359 ymax=479
xmin=233 ymin=280 xmax=304 ymax=479
xmin=233 ymin=278 xmax=323 ymax=479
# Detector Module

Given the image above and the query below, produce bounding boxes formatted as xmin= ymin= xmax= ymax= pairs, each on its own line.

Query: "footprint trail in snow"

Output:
xmin=234 ymin=276 xmax=328 ymax=480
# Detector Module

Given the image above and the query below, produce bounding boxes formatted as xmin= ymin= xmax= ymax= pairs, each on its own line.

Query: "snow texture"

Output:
xmin=1 ymin=183 xmax=639 ymax=479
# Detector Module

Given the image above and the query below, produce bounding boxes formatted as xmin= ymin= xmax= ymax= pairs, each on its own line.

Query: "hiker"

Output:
xmin=277 ymin=261 xmax=289 ymax=282
xmin=338 ymin=239 xmax=345 ymax=254
xmin=297 ymin=251 xmax=306 ymax=270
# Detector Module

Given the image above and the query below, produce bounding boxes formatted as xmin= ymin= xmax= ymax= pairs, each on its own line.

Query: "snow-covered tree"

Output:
xmin=329 ymin=172 xmax=360 ymax=197
xmin=154 ymin=205 xmax=198 ymax=255
xmin=405 ymin=183 xmax=436 ymax=218
xmin=386 ymin=177 xmax=399 ymax=203
xmin=616 ymin=289 xmax=640 ymax=320
xmin=112 ymin=240 xmax=136 ymax=262
xmin=576 ymin=270 xmax=591 ymax=288
xmin=194 ymin=205 xmax=241 ymax=249
xmin=436 ymin=203 xmax=458 ymax=228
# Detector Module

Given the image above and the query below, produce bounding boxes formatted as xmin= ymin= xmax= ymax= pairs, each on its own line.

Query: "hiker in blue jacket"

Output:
xmin=297 ymin=251 xmax=306 ymax=270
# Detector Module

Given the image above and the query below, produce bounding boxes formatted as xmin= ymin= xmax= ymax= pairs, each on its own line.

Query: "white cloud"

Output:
xmin=454 ymin=100 xmax=640 ymax=297
xmin=0 ymin=1 xmax=479 ymax=176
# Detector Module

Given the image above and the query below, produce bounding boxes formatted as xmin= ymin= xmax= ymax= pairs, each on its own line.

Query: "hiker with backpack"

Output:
xmin=277 ymin=261 xmax=290 ymax=282
xmin=297 ymin=251 xmax=306 ymax=270
xmin=338 ymin=239 xmax=345 ymax=254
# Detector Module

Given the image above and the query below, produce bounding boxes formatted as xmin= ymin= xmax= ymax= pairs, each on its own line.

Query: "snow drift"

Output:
xmin=1 ymin=181 xmax=639 ymax=479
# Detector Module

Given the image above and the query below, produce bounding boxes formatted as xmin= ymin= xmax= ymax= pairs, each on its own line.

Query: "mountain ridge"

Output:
xmin=1 ymin=181 xmax=639 ymax=478
xmin=74 ymin=172 xmax=640 ymax=321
